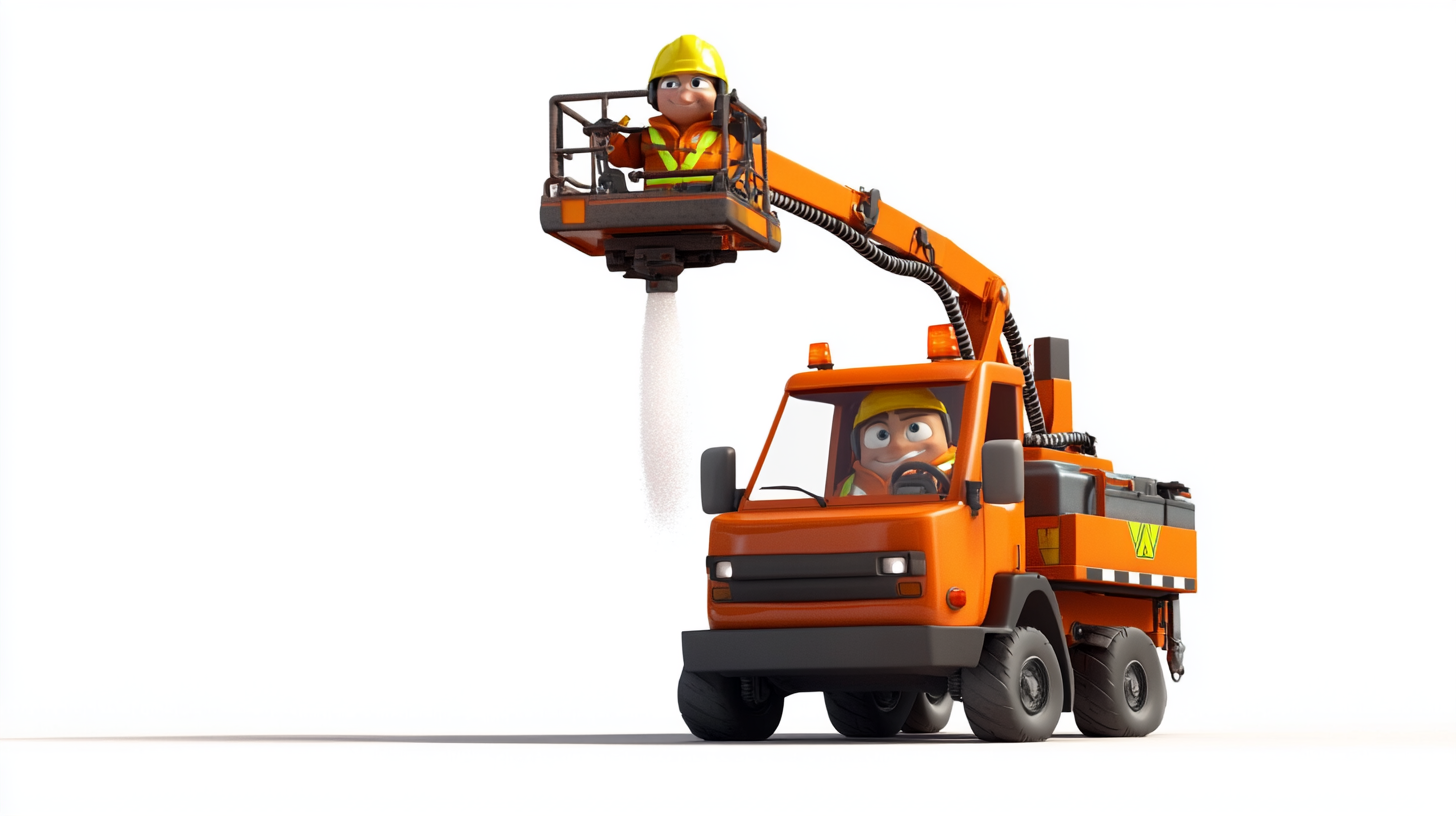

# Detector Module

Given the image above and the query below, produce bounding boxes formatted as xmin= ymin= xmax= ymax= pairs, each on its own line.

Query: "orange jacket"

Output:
xmin=837 ymin=461 xmax=893 ymax=497
xmin=608 ymin=115 xmax=742 ymax=175
xmin=836 ymin=448 xmax=957 ymax=497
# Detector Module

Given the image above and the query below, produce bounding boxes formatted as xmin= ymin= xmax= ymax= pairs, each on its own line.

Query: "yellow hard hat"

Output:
xmin=853 ymin=388 xmax=947 ymax=428
xmin=649 ymin=34 xmax=728 ymax=85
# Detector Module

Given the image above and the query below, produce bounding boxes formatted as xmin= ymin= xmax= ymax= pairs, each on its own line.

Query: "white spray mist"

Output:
xmin=639 ymin=292 xmax=687 ymax=526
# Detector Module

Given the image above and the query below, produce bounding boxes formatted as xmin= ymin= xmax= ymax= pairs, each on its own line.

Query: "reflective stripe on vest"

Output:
xmin=646 ymin=127 xmax=718 ymax=185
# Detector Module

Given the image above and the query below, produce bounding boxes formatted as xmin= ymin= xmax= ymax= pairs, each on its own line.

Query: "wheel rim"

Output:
xmin=1018 ymin=657 xmax=1049 ymax=715
xmin=1123 ymin=660 xmax=1147 ymax=712
xmin=871 ymin=691 xmax=902 ymax=712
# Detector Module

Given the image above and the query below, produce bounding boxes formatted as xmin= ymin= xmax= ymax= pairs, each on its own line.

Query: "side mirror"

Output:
xmin=701 ymin=447 xmax=742 ymax=514
xmin=981 ymin=439 xmax=1025 ymax=505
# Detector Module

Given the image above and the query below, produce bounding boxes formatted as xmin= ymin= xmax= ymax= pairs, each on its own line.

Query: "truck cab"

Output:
xmin=705 ymin=359 xmax=1025 ymax=631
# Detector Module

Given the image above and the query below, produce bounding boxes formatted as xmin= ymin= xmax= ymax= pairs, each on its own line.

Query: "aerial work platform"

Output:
xmin=540 ymin=89 xmax=779 ymax=291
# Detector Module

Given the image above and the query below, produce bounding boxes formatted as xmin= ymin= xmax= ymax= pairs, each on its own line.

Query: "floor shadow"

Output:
xmin=11 ymin=732 xmax=1091 ymax=746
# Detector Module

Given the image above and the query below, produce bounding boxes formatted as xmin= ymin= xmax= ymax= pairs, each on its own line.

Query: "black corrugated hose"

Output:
xmin=768 ymin=191 xmax=1097 ymax=456
xmin=1002 ymin=312 xmax=1099 ymax=456
xmin=1025 ymin=431 xmax=1098 ymax=454
xmin=768 ymin=191 xmax=975 ymax=360
xmin=1001 ymin=311 xmax=1047 ymax=435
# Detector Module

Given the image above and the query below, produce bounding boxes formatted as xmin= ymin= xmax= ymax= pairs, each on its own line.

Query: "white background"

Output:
xmin=0 ymin=1 xmax=1452 ymax=813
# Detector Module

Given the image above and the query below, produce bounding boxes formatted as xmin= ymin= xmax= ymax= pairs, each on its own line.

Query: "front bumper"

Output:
xmin=681 ymin=625 xmax=1011 ymax=677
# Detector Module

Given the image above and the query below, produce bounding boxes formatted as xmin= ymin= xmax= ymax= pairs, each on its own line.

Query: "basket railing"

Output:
xmin=545 ymin=89 xmax=772 ymax=222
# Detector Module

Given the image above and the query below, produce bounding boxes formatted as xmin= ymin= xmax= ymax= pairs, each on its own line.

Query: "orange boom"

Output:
xmin=542 ymin=78 xmax=1196 ymax=742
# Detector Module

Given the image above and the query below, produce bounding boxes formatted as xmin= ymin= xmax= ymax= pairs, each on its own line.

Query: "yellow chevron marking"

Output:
xmin=1129 ymin=521 xmax=1162 ymax=560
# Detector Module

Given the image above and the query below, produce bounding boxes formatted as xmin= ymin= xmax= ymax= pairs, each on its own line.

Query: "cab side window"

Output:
xmin=986 ymin=383 xmax=1021 ymax=441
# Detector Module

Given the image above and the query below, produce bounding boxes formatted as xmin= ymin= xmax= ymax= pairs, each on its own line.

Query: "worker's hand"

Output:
xmin=583 ymin=117 xmax=625 ymax=138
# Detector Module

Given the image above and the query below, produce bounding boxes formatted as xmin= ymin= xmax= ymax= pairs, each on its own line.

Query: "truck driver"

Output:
xmin=838 ymin=388 xmax=956 ymax=497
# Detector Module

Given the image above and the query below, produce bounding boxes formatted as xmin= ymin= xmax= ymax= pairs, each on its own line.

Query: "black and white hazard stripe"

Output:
xmin=1086 ymin=567 xmax=1196 ymax=592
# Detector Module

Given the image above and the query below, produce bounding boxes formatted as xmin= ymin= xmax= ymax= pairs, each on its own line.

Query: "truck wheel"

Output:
xmin=824 ymin=690 xmax=916 ymax=738
xmin=962 ymin=626 xmax=1063 ymax=742
xmin=1071 ymin=627 xmax=1167 ymax=737
xmin=677 ymin=670 xmax=783 ymax=741
xmin=901 ymin=691 xmax=954 ymax=734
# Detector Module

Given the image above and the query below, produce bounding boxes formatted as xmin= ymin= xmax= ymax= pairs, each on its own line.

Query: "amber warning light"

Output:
xmin=927 ymin=324 xmax=959 ymax=361
xmin=808 ymin=343 xmax=834 ymax=370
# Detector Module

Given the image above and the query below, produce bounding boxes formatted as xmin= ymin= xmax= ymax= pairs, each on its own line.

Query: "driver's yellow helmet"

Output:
xmin=853 ymin=388 xmax=947 ymax=428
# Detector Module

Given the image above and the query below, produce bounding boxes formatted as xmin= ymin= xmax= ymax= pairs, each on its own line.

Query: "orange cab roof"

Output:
xmin=786 ymin=360 xmax=1019 ymax=392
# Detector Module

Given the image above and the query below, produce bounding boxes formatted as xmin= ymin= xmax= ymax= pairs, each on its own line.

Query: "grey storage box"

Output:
xmin=1025 ymin=461 xmax=1095 ymax=517
xmin=1025 ymin=460 xmax=1195 ymax=530
xmin=1104 ymin=485 xmax=1165 ymax=524
xmin=1165 ymin=497 xmax=1195 ymax=529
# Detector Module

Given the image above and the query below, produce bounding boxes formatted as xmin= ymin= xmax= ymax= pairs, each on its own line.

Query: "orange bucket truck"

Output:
xmin=541 ymin=84 xmax=1196 ymax=742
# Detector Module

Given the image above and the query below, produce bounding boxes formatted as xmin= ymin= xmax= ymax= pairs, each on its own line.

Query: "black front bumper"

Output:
xmin=681 ymin=625 xmax=1011 ymax=678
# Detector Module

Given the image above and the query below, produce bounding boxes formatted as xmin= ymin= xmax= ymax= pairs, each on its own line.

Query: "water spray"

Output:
xmin=639 ymin=292 xmax=687 ymax=526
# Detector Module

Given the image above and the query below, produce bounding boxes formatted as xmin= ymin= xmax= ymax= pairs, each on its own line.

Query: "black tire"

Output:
xmin=823 ymin=690 xmax=916 ymax=738
xmin=901 ymin=691 xmax=954 ymax=734
xmin=1071 ymin=627 xmax=1167 ymax=737
xmin=677 ymin=670 xmax=784 ymax=741
xmin=962 ymin=626 xmax=1063 ymax=742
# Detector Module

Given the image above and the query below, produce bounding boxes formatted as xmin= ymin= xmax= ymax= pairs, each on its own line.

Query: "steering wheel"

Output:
xmin=890 ymin=461 xmax=951 ymax=496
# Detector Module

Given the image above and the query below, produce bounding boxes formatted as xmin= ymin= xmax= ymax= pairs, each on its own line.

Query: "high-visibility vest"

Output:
xmin=646 ymin=128 xmax=719 ymax=185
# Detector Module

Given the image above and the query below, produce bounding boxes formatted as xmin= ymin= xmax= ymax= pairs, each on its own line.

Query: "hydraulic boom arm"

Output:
xmin=765 ymin=150 xmax=1011 ymax=364
xmin=538 ymin=91 xmax=1078 ymax=444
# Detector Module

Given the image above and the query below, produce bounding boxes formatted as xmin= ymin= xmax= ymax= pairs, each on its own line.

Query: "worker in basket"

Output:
xmin=607 ymin=34 xmax=742 ymax=189
xmin=838 ymin=388 xmax=956 ymax=497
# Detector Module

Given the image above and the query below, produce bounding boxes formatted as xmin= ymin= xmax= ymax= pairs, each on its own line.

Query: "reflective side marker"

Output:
xmin=946 ymin=587 xmax=966 ymax=609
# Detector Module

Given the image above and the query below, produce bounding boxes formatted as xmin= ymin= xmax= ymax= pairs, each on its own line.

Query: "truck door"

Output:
xmin=979 ymin=381 xmax=1026 ymax=577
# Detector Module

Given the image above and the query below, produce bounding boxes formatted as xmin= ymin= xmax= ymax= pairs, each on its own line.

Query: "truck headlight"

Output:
xmin=714 ymin=561 xmax=733 ymax=579
xmin=880 ymin=557 xmax=907 ymax=575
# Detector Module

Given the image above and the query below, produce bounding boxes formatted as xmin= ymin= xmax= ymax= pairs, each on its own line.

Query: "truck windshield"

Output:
xmin=748 ymin=384 xmax=967 ymax=505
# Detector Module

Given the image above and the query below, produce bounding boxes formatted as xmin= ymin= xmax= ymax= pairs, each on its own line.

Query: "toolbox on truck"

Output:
xmin=1104 ymin=483 xmax=1166 ymax=525
xmin=1025 ymin=460 xmax=1195 ymax=530
xmin=1165 ymin=496 xmax=1195 ymax=529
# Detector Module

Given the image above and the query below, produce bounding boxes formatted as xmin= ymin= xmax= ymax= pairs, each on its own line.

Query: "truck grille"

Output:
xmin=707 ymin=551 xmax=925 ymax=603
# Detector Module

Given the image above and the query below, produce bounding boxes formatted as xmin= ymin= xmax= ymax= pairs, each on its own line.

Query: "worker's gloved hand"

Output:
xmin=582 ymin=116 xmax=631 ymax=138
xmin=583 ymin=117 xmax=621 ymax=138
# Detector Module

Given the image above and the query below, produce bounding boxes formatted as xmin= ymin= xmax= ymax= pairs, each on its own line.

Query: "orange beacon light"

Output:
xmin=927 ymin=324 xmax=959 ymax=361
xmin=807 ymin=342 xmax=833 ymax=370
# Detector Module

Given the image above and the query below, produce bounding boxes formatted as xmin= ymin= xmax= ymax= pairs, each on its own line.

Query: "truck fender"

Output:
xmin=983 ymin=573 xmax=1074 ymax=713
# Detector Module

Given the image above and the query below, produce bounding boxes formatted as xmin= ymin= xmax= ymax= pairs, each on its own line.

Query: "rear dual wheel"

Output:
xmin=1071 ymin=627 xmax=1167 ymax=737
xmin=901 ymin=691 xmax=954 ymax=734
xmin=824 ymin=690 xmax=916 ymax=738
